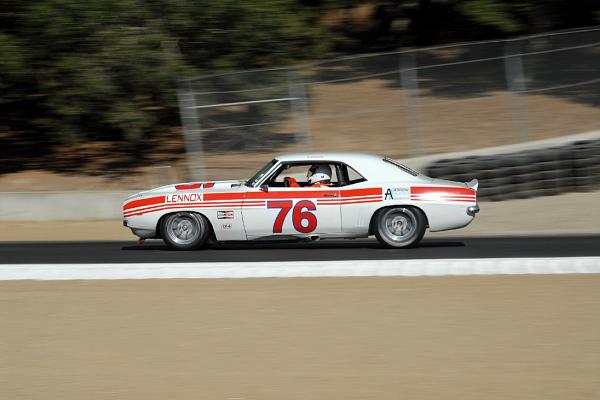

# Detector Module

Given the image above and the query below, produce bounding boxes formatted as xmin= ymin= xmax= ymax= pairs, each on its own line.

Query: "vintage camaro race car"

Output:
xmin=122 ymin=153 xmax=480 ymax=250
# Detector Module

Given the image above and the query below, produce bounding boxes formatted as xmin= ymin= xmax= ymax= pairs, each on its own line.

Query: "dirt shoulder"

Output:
xmin=2 ymin=189 xmax=598 ymax=241
xmin=2 ymin=275 xmax=599 ymax=400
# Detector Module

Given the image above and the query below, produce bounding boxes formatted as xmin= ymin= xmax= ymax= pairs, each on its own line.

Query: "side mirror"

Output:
xmin=260 ymin=184 xmax=269 ymax=192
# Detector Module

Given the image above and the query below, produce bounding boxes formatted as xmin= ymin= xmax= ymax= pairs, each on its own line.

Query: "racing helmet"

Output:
xmin=308 ymin=164 xmax=332 ymax=185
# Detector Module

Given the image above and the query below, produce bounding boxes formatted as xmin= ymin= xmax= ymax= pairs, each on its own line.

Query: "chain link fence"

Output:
xmin=179 ymin=27 xmax=600 ymax=180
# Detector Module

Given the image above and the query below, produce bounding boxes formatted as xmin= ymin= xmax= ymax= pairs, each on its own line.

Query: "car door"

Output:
xmin=242 ymin=186 xmax=341 ymax=239
xmin=338 ymin=163 xmax=384 ymax=234
xmin=241 ymin=163 xmax=342 ymax=239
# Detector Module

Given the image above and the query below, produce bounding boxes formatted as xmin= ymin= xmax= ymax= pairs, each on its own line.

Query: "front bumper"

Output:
xmin=467 ymin=205 xmax=480 ymax=216
xmin=123 ymin=219 xmax=155 ymax=239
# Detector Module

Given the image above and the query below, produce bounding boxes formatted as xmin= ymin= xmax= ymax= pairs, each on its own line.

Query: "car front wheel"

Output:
xmin=160 ymin=212 xmax=210 ymax=250
xmin=374 ymin=206 xmax=426 ymax=248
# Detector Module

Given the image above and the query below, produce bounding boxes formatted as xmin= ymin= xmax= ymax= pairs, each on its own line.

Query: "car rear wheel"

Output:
xmin=374 ymin=206 xmax=426 ymax=248
xmin=161 ymin=212 xmax=210 ymax=250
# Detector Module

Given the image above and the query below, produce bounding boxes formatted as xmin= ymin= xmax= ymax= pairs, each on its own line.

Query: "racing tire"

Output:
xmin=160 ymin=212 xmax=210 ymax=250
xmin=373 ymin=206 xmax=427 ymax=248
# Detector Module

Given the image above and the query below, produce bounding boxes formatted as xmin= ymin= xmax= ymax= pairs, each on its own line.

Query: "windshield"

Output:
xmin=245 ymin=159 xmax=278 ymax=187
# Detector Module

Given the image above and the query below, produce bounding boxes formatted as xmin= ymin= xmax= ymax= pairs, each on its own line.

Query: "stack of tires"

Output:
xmin=426 ymin=139 xmax=600 ymax=201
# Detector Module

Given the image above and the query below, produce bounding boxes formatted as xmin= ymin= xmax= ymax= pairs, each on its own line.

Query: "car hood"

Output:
xmin=125 ymin=180 xmax=245 ymax=201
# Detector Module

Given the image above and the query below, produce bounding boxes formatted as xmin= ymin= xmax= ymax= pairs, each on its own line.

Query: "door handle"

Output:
xmin=323 ymin=193 xmax=338 ymax=197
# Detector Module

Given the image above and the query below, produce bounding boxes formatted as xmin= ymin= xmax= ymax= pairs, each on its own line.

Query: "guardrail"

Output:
xmin=0 ymin=192 xmax=129 ymax=221
xmin=427 ymin=139 xmax=600 ymax=201
xmin=2 ymin=132 xmax=600 ymax=222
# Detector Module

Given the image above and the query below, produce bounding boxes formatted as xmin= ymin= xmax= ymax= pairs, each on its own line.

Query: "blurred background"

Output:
xmin=2 ymin=0 xmax=599 ymax=190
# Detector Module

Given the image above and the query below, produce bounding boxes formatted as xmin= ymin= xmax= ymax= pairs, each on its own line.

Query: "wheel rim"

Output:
xmin=165 ymin=213 xmax=201 ymax=245
xmin=381 ymin=208 xmax=417 ymax=242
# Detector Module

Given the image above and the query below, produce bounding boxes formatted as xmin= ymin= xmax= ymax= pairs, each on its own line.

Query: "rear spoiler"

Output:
xmin=466 ymin=179 xmax=479 ymax=191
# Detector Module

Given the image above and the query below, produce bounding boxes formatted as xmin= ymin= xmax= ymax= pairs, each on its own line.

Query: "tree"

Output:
xmin=1 ymin=0 xmax=329 ymax=147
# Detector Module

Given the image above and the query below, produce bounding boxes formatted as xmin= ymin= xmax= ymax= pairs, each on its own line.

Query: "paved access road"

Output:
xmin=1 ymin=235 xmax=599 ymax=264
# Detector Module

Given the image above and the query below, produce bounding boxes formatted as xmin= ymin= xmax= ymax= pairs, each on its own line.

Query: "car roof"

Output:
xmin=274 ymin=152 xmax=422 ymax=182
xmin=275 ymin=152 xmax=383 ymax=163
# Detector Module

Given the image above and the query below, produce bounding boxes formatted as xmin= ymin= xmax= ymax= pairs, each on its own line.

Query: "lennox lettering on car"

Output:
xmin=165 ymin=193 xmax=203 ymax=203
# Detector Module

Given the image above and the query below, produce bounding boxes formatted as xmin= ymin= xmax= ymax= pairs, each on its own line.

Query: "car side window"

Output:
xmin=273 ymin=165 xmax=309 ymax=185
xmin=268 ymin=163 xmax=340 ymax=187
xmin=343 ymin=165 xmax=367 ymax=185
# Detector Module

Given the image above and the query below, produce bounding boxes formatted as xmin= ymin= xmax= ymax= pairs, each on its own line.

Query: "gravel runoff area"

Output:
xmin=2 ymin=275 xmax=600 ymax=400
xmin=1 ymin=189 xmax=599 ymax=241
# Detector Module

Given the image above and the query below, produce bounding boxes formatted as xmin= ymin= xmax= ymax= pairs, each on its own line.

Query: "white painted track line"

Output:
xmin=2 ymin=257 xmax=600 ymax=280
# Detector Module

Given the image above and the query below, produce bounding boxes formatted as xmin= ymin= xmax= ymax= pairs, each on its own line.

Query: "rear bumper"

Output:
xmin=467 ymin=205 xmax=480 ymax=216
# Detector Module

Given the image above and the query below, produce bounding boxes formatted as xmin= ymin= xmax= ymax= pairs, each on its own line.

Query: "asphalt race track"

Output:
xmin=1 ymin=235 xmax=600 ymax=264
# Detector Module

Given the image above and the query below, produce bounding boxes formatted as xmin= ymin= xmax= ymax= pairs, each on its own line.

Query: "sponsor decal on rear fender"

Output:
xmin=384 ymin=187 xmax=409 ymax=200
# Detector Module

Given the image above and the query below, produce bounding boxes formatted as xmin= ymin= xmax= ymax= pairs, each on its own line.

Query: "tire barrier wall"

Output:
xmin=426 ymin=139 xmax=600 ymax=201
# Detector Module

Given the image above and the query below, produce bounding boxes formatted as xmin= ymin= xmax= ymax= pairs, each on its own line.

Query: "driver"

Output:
xmin=307 ymin=164 xmax=332 ymax=187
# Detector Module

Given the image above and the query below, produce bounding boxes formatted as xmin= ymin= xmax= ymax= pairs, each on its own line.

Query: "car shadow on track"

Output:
xmin=121 ymin=239 xmax=466 ymax=251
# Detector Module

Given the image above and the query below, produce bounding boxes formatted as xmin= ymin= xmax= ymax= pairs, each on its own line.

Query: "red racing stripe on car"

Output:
xmin=175 ymin=183 xmax=202 ymax=190
xmin=410 ymin=194 xmax=476 ymax=203
xmin=317 ymin=199 xmax=381 ymax=206
xmin=203 ymin=192 xmax=246 ymax=201
xmin=411 ymin=198 xmax=475 ymax=203
xmin=125 ymin=199 xmax=264 ymax=212
xmin=124 ymin=199 xmax=264 ymax=215
xmin=175 ymin=182 xmax=215 ymax=190
xmin=124 ymin=201 xmax=266 ymax=217
xmin=123 ymin=196 xmax=165 ymax=211
xmin=411 ymin=186 xmax=475 ymax=196
xmin=245 ymin=188 xmax=382 ymax=199
xmin=124 ymin=198 xmax=266 ymax=217
xmin=340 ymin=188 xmax=382 ymax=197
xmin=411 ymin=194 xmax=475 ymax=199
xmin=124 ymin=204 xmax=244 ymax=217
xmin=246 ymin=190 xmax=338 ymax=199
xmin=319 ymin=194 xmax=381 ymax=202
xmin=411 ymin=197 xmax=475 ymax=203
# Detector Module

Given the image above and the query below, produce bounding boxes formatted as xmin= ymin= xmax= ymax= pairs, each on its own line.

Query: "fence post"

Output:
xmin=288 ymin=69 xmax=311 ymax=150
xmin=177 ymin=81 xmax=205 ymax=180
xmin=504 ymin=40 xmax=530 ymax=143
xmin=399 ymin=50 xmax=424 ymax=156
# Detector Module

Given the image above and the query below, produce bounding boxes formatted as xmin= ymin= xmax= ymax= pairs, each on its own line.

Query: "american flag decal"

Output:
xmin=217 ymin=210 xmax=234 ymax=219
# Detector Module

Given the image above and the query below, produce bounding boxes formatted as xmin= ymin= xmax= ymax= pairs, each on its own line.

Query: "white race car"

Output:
xmin=123 ymin=153 xmax=479 ymax=249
